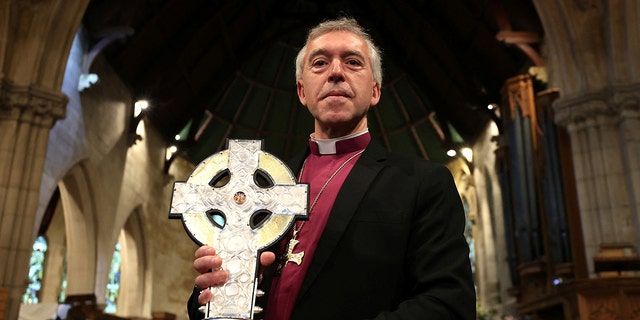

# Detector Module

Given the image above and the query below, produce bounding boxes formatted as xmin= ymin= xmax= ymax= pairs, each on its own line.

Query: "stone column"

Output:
xmin=534 ymin=0 xmax=640 ymax=275
xmin=0 ymin=0 xmax=88 ymax=319
xmin=554 ymin=91 xmax=640 ymax=274
xmin=0 ymin=81 xmax=67 ymax=318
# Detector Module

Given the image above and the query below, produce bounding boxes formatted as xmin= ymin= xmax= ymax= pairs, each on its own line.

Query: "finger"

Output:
xmin=194 ymin=255 xmax=223 ymax=274
xmin=195 ymin=245 xmax=217 ymax=259
xmin=195 ymin=270 xmax=229 ymax=290
xmin=260 ymin=251 xmax=276 ymax=267
xmin=257 ymin=251 xmax=277 ymax=285
xmin=198 ymin=288 xmax=213 ymax=305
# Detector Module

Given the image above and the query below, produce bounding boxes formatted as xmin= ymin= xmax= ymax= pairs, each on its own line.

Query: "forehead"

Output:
xmin=306 ymin=31 xmax=369 ymax=57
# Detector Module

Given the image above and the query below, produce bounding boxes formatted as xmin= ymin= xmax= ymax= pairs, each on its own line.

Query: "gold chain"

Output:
xmin=293 ymin=149 xmax=365 ymax=237
xmin=282 ymin=149 xmax=365 ymax=267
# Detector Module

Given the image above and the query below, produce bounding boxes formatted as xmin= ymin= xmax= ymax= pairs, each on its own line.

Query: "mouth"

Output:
xmin=322 ymin=90 xmax=350 ymax=99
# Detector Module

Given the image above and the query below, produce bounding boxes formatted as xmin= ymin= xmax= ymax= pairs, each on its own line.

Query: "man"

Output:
xmin=189 ymin=17 xmax=475 ymax=319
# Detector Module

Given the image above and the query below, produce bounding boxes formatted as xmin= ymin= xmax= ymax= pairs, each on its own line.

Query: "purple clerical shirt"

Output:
xmin=265 ymin=131 xmax=371 ymax=319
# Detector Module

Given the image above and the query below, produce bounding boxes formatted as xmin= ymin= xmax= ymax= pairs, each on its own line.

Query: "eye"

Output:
xmin=312 ymin=59 xmax=327 ymax=67
xmin=346 ymin=59 xmax=362 ymax=66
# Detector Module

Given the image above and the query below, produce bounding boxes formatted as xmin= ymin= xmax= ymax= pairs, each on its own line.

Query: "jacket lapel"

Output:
xmin=295 ymin=141 xmax=387 ymax=300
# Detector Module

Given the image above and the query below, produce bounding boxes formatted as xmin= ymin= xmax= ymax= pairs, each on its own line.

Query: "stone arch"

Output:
xmin=58 ymin=162 xmax=98 ymax=296
xmin=446 ymin=158 xmax=480 ymax=299
xmin=1 ymin=1 xmax=89 ymax=318
xmin=473 ymin=164 xmax=501 ymax=312
xmin=39 ymin=188 xmax=67 ymax=304
xmin=113 ymin=207 xmax=152 ymax=318
xmin=2 ymin=0 xmax=89 ymax=90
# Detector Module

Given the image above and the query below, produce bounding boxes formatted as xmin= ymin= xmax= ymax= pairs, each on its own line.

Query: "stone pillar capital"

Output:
xmin=553 ymin=91 xmax=611 ymax=126
xmin=611 ymin=83 xmax=640 ymax=117
xmin=553 ymin=83 xmax=640 ymax=126
xmin=0 ymin=79 xmax=67 ymax=127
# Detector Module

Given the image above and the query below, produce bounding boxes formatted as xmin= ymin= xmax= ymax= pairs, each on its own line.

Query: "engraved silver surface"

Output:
xmin=170 ymin=139 xmax=308 ymax=319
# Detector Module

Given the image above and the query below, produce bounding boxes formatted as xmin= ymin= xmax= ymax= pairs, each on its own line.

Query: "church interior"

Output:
xmin=2 ymin=0 xmax=640 ymax=319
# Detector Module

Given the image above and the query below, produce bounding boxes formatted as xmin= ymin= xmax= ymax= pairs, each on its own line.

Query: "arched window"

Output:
xmin=58 ymin=255 xmax=68 ymax=303
xmin=462 ymin=197 xmax=477 ymax=289
xmin=22 ymin=236 xmax=48 ymax=304
xmin=104 ymin=242 xmax=122 ymax=313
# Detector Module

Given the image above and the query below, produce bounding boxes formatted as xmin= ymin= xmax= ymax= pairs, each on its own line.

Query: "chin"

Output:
xmin=320 ymin=113 xmax=353 ymax=123
xmin=320 ymin=117 xmax=362 ymax=130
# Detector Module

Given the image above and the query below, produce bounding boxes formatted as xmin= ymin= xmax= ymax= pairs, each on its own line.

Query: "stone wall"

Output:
xmin=34 ymin=30 xmax=200 ymax=319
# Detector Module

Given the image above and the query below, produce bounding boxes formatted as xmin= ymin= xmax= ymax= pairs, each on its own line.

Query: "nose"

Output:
xmin=328 ymin=60 xmax=344 ymax=83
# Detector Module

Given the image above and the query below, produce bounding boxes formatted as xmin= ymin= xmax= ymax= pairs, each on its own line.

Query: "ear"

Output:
xmin=370 ymin=82 xmax=381 ymax=107
xmin=297 ymin=80 xmax=307 ymax=106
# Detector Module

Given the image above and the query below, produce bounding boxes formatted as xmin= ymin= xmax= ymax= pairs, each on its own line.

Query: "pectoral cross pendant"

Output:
xmin=286 ymin=238 xmax=304 ymax=265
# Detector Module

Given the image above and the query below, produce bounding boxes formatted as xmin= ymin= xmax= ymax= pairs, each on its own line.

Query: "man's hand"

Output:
xmin=193 ymin=245 xmax=276 ymax=305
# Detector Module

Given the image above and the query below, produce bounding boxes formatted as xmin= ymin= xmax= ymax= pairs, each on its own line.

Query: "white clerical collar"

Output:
xmin=310 ymin=130 xmax=369 ymax=155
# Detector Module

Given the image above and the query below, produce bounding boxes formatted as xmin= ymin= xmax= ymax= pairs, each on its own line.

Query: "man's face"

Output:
xmin=297 ymin=31 xmax=381 ymax=138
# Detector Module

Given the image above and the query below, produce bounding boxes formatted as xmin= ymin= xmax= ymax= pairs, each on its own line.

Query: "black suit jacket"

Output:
xmin=189 ymin=141 xmax=476 ymax=319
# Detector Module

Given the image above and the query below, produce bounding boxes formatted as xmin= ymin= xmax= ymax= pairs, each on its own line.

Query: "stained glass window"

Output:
xmin=462 ymin=197 xmax=476 ymax=275
xmin=58 ymin=255 xmax=68 ymax=303
xmin=462 ymin=196 xmax=478 ymax=301
xmin=22 ymin=236 xmax=48 ymax=304
xmin=104 ymin=242 xmax=121 ymax=313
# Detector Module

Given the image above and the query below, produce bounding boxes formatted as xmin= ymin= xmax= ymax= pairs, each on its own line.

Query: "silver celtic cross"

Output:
xmin=169 ymin=139 xmax=309 ymax=319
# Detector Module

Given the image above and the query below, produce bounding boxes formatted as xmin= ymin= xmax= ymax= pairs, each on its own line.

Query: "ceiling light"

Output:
xmin=166 ymin=145 xmax=178 ymax=161
xmin=461 ymin=147 xmax=473 ymax=163
xmin=134 ymin=100 xmax=149 ymax=118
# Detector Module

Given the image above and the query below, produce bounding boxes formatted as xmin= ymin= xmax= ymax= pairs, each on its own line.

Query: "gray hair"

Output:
xmin=295 ymin=17 xmax=383 ymax=85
